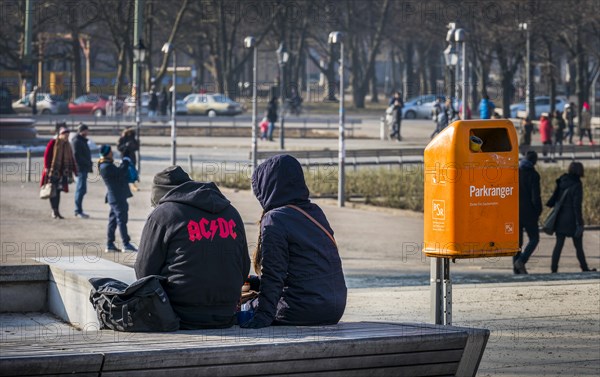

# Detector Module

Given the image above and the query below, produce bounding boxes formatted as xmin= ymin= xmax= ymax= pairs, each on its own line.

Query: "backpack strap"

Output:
xmin=286 ymin=204 xmax=337 ymax=248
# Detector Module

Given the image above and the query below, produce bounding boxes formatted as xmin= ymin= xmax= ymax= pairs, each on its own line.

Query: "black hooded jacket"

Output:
xmin=546 ymin=173 xmax=584 ymax=237
xmin=519 ymin=159 xmax=542 ymax=225
xmin=250 ymin=155 xmax=347 ymax=326
xmin=134 ymin=181 xmax=250 ymax=329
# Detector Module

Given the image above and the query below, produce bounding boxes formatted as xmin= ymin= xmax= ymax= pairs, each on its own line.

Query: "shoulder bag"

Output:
xmin=542 ymin=188 xmax=570 ymax=236
xmin=286 ymin=204 xmax=337 ymax=247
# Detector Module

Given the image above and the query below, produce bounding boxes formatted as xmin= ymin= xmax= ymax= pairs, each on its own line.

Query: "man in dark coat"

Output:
xmin=266 ymin=96 xmax=278 ymax=141
xmin=98 ymin=145 xmax=136 ymax=253
xmin=241 ymin=154 xmax=347 ymax=329
xmin=71 ymin=123 xmax=93 ymax=218
xmin=388 ymin=91 xmax=404 ymax=141
xmin=135 ymin=166 xmax=250 ymax=329
xmin=514 ymin=151 xmax=542 ymax=274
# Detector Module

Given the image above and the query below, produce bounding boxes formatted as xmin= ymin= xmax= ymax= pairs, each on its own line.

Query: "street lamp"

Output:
xmin=162 ymin=42 xmax=177 ymax=166
xmin=444 ymin=23 xmax=458 ymax=109
xmin=329 ymin=31 xmax=345 ymax=208
xmin=276 ymin=42 xmax=289 ymax=150
xmin=455 ymin=29 xmax=467 ymax=120
xmin=132 ymin=39 xmax=146 ymax=173
xmin=519 ymin=22 xmax=534 ymax=119
xmin=245 ymin=36 xmax=258 ymax=172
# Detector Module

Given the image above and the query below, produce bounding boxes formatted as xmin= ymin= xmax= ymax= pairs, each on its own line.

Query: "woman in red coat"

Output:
xmin=539 ymin=115 xmax=554 ymax=162
xmin=41 ymin=126 xmax=77 ymax=219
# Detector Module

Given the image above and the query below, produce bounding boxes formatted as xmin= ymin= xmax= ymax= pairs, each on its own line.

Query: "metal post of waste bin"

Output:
xmin=431 ymin=257 xmax=451 ymax=325
xmin=26 ymin=148 xmax=31 ymax=182
xmin=380 ymin=116 xmax=386 ymax=140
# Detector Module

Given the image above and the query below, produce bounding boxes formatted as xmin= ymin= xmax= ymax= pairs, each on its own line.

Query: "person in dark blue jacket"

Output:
xmin=240 ymin=154 xmax=347 ymax=329
xmin=98 ymin=145 xmax=136 ymax=253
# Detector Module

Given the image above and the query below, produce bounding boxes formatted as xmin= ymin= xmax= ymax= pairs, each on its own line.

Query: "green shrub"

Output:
xmin=196 ymin=165 xmax=600 ymax=225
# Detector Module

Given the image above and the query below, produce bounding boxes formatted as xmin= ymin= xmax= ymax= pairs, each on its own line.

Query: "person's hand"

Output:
xmin=246 ymin=275 xmax=261 ymax=292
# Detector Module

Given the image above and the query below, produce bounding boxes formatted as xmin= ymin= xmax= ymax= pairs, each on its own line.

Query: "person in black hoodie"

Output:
xmin=71 ymin=123 xmax=93 ymax=218
xmin=547 ymin=162 xmax=596 ymax=273
xmin=134 ymin=166 xmax=250 ymax=329
xmin=241 ymin=154 xmax=347 ymax=329
xmin=514 ymin=151 xmax=542 ymax=274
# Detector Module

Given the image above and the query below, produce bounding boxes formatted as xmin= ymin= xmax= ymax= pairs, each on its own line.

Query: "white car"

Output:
xmin=510 ymin=96 xmax=566 ymax=118
xmin=184 ymin=93 xmax=243 ymax=117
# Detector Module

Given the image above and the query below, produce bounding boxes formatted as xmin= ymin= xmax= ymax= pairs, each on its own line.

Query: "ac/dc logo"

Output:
xmin=187 ymin=218 xmax=238 ymax=242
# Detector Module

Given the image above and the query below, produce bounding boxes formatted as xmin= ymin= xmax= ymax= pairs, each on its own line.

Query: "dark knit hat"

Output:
xmin=525 ymin=150 xmax=538 ymax=165
xmin=151 ymin=166 xmax=192 ymax=207
xmin=100 ymin=144 xmax=111 ymax=157
xmin=78 ymin=123 xmax=89 ymax=132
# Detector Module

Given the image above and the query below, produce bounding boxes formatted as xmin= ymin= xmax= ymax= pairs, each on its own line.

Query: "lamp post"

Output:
xmin=162 ymin=42 xmax=177 ymax=166
xmin=245 ymin=36 xmax=258 ymax=172
xmin=132 ymin=39 xmax=146 ymax=173
xmin=455 ymin=29 xmax=466 ymax=120
xmin=329 ymin=31 xmax=345 ymax=208
xmin=276 ymin=43 xmax=289 ymax=150
xmin=519 ymin=22 xmax=534 ymax=119
xmin=444 ymin=25 xmax=458 ymax=108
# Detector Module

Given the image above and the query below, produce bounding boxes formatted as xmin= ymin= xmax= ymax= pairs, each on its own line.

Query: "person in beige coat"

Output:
xmin=577 ymin=102 xmax=594 ymax=145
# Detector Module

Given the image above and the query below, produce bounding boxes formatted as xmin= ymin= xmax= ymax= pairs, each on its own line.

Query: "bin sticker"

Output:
xmin=505 ymin=222 xmax=514 ymax=234
xmin=432 ymin=200 xmax=445 ymax=231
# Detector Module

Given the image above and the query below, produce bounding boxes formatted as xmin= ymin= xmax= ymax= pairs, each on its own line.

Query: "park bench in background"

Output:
xmin=1 ymin=259 xmax=489 ymax=377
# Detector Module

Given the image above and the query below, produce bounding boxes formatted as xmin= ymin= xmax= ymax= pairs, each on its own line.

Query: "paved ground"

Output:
xmin=1 ymin=119 xmax=599 ymax=376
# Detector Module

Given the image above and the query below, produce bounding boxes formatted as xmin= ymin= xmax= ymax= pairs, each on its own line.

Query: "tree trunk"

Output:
xmin=575 ymin=27 xmax=585 ymax=128
xmin=370 ymin=63 xmax=379 ymax=103
xmin=69 ymin=31 xmax=82 ymax=99
xmin=114 ymin=45 xmax=126 ymax=97
xmin=405 ymin=42 xmax=414 ymax=98
xmin=501 ymin=73 xmax=514 ymax=118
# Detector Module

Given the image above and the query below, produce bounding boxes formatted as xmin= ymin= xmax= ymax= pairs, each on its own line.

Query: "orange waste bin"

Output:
xmin=423 ymin=119 xmax=520 ymax=258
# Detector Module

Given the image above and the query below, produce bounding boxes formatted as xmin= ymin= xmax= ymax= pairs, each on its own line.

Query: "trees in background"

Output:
xmin=1 ymin=0 xmax=598 ymax=112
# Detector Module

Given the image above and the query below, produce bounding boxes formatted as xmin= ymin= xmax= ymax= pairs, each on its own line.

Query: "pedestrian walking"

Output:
xmin=539 ymin=115 xmax=554 ymax=162
xmin=266 ymin=96 xmax=278 ymax=142
xmin=514 ymin=151 xmax=542 ymax=274
xmin=577 ymin=102 xmax=594 ymax=145
xmin=430 ymin=97 xmax=445 ymax=139
xmin=148 ymin=86 xmax=158 ymax=117
xmin=519 ymin=116 xmax=534 ymax=156
xmin=240 ymin=155 xmax=347 ymax=329
xmin=547 ymin=162 xmax=596 ymax=273
xmin=41 ymin=127 xmax=77 ymax=219
xmin=551 ymin=110 xmax=565 ymax=157
xmin=388 ymin=91 xmax=404 ymax=141
xmin=98 ymin=145 xmax=137 ymax=253
xmin=71 ymin=123 xmax=93 ymax=218
xmin=158 ymin=87 xmax=168 ymax=116
xmin=135 ymin=166 xmax=250 ymax=329
xmin=563 ymin=102 xmax=576 ymax=144
xmin=478 ymin=94 xmax=495 ymax=119
xmin=445 ymin=98 xmax=457 ymax=124
xmin=117 ymin=128 xmax=139 ymax=191
xmin=29 ymin=86 xmax=38 ymax=115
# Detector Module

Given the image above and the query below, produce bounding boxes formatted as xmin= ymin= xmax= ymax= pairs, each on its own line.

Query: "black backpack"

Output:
xmin=89 ymin=275 xmax=179 ymax=332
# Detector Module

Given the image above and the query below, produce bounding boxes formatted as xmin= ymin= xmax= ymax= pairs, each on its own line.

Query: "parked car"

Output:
xmin=401 ymin=95 xmax=437 ymax=119
xmin=509 ymin=96 xmax=566 ymax=118
xmin=68 ymin=94 xmax=113 ymax=116
xmin=184 ymin=93 xmax=243 ymax=116
xmin=12 ymin=93 xmax=69 ymax=115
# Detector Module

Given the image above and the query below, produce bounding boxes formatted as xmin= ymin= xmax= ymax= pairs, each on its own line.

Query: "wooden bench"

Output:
xmin=1 ymin=320 xmax=488 ymax=377
xmin=0 ymin=260 xmax=489 ymax=377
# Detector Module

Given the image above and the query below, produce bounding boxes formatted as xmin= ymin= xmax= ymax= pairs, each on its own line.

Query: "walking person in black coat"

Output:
xmin=514 ymin=151 xmax=542 ymax=274
xmin=266 ymin=96 xmax=278 ymax=142
xmin=388 ymin=91 xmax=404 ymax=141
xmin=158 ymin=87 xmax=168 ymax=116
xmin=71 ymin=123 xmax=93 ymax=218
xmin=240 ymin=155 xmax=347 ymax=329
xmin=547 ymin=162 xmax=596 ymax=273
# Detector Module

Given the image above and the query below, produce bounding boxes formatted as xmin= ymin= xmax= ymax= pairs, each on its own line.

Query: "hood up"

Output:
xmin=159 ymin=181 xmax=230 ymax=214
xmin=251 ymin=154 xmax=310 ymax=211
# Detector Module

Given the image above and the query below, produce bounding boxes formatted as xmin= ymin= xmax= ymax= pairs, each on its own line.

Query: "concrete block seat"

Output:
xmin=0 ymin=259 xmax=489 ymax=377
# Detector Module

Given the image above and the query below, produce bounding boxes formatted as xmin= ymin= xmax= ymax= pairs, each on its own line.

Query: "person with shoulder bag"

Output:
xmin=546 ymin=162 xmax=596 ymax=273
xmin=240 ymin=155 xmax=347 ymax=329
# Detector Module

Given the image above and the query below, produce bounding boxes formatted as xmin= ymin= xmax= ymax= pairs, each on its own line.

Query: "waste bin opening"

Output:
xmin=470 ymin=128 xmax=512 ymax=152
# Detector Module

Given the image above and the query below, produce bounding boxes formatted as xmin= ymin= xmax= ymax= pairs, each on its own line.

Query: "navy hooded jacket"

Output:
xmin=250 ymin=155 xmax=347 ymax=326
xmin=135 ymin=181 xmax=250 ymax=329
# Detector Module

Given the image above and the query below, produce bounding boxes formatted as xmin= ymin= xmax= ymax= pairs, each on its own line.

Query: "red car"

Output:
xmin=68 ymin=94 xmax=110 ymax=116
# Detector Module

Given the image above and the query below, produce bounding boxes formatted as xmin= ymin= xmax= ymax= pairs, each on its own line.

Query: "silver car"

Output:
xmin=401 ymin=95 xmax=437 ymax=119
xmin=12 ymin=93 xmax=69 ymax=115
xmin=510 ymin=96 xmax=567 ymax=118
